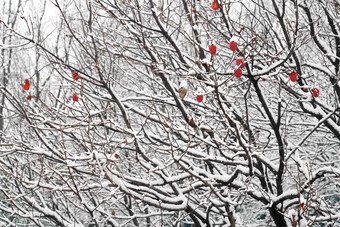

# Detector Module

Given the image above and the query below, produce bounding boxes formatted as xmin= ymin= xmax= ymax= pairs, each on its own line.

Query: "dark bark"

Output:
xmin=270 ymin=206 xmax=287 ymax=227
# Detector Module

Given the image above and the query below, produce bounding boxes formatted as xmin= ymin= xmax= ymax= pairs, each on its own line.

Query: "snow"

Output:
xmin=201 ymin=58 xmax=212 ymax=66
xmin=271 ymin=190 xmax=297 ymax=203
xmin=230 ymin=36 xmax=238 ymax=42
xmin=1 ymin=0 xmax=340 ymax=226
xmin=105 ymin=171 xmax=128 ymax=192
xmin=300 ymin=217 xmax=308 ymax=227
xmin=288 ymin=209 xmax=297 ymax=221
xmin=25 ymin=196 xmax=84 ymax=227
xmin=179 ymin=80 xmax=188 ymax=89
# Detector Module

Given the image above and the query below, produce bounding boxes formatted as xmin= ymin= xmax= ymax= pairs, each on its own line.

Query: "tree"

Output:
xmin=0 ymin=0 xmax=22 ymax=133
xmin=0 ymin=0 xmax=340 ymax=226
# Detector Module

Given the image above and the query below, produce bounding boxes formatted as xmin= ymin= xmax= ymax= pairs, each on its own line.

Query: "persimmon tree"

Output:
xmin=1 ymin=0 xmax=340 ymax=226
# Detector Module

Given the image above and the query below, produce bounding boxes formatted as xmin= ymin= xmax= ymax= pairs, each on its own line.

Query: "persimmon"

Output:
xmin=209 ymin=44 xmax=217 ymax=55
xmin=234 ymin=69 xmax=242 ymax=78
xmin=72 ymin=72 xmax=80 ymax=80
xmin=236 ymin=58 xmax=246 ymax=67
xmin=229 ymin=41 xmax=237 ymax=51
xmin=289 ymin=71 xmax=297 ymax=82
xmin=23 ymin=80 xmax=30 ymax=91
xmin=312 ymin=88 xmax=319 ymax=98
xmin=211 ymin=0 xmax=219 ymax=10
xmin=72 ymin=93 xmax=79 ymax=102
xmin=196 ymin=95 xmax=203 ymax=102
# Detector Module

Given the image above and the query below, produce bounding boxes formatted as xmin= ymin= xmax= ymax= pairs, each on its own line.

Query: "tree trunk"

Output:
xmin=270 ymin=206 xmax=287 ymax=227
